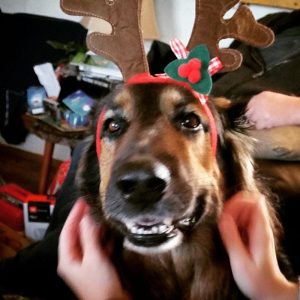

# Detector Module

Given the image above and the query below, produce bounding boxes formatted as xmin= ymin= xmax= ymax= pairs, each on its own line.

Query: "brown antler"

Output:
xmin=60 ymin=0 xmax=148 ymax=81
xmin=187 ymin=0 xmax=274 ymax=72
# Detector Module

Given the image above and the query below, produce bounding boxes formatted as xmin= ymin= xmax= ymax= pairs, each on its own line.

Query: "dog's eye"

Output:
xmin=180 ymin=113 xmax=202 ymax=130
xmin=108 ymin=120 xmax=121 ymax=133
xmin=103 ymin=117 xmax=128 ymax=137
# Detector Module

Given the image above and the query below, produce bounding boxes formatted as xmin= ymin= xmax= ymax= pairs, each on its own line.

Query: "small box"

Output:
xmin=0 ymin=183 xmax=31 ymax=231
xmin=23 ymin=194 xmax=56 ymax=241
xmin=0 ymin=183 xmax=56 ymax=241
xmin=27 ymin=86 xmax=46 ymax=115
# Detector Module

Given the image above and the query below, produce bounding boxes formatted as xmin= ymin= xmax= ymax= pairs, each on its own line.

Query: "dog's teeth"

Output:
xmin=165 ymin=225 xmax=174 ymax=233
xmin=128 ymin=223 xmax=174 ymax=235
xmin=179 ymin=218 xmax=192 ymax=226
xmin=131 ymin=226 xmax=138 ymax=234
xmin=159 ymin=224 xmax=167 ymax=233
xmin=137 ymin=227 xmax=145 ymax=234
xmin=152 ymin=226 xmax=159 ymax=234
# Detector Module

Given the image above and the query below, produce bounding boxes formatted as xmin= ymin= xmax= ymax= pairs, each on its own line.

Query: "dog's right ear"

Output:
xmin=74 ymin=86 xmax=124 ymax=210
xmin=76 ymin=136 xmax=101 ymax=206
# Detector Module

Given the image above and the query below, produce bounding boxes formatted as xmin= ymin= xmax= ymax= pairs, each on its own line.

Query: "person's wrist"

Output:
xmin=105 ymin=293 xmax=131 ymax=300
xmin=103 ymin=287 xmax=131 ymax=300
xmin=260 ymin=277 xmax=298 ymax=300
xmin=275 ymin=280 xmax=298 ymax=300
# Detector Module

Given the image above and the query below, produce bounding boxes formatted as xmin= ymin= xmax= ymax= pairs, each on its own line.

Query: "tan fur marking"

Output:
xmin=99 ymin=141 xmax=115 ymax=204
xmin=159 ymin=87 xmax=185 ymax=113
xmin=213 ymin=97 xmax=232 ymax=109
xmin=114 ymin=89 xmax=134 ymax=119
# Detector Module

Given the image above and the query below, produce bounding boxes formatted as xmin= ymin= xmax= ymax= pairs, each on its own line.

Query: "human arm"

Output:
xmin=218 ymin=191 xmax=298 ymax=300
xmin=57 ymin=198 xmax=130 ymax=300
xmin=246 ymin=91 xmax=300 ymax=130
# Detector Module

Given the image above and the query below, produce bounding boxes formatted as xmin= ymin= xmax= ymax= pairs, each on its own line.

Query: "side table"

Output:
xmin=22 ymin=113 xmax=88 ymax=194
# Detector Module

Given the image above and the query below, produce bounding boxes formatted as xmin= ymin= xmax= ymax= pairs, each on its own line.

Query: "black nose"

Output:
xmin=116 ymin=167 xmax=167 ymax=204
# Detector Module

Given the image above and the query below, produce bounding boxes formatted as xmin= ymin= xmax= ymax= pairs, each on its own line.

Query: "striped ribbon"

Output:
xmin=169 ymin=39 xmax=222 ymax=156
xmin=170 ymin=39 xmax=223 ymax=81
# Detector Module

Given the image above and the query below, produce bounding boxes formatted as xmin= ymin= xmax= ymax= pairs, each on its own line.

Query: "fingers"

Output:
xmin=79 ymin=213 xmax=105 ymax=261
xmin=218 ymin=212 xmax=250 ymax=266
xmin=220 ymin=191 xmax=276 ymax=266
xmin=247 ymin=201 xmax=277 ymax=267
xmin=58 ymin=199 xmax=89 ymax=264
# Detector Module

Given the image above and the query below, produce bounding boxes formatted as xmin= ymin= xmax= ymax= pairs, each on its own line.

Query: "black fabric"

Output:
xmin=0 ymin=11 xmax=87 ymax=91
xmin=147 ymin=40 xmax=176 ymax=76
xmin=280 ymin=196 xmax=300 ymax=275
xmin=0 ymin=90 xmax=28 ymax=144
xmin=0 ymin=140 xmax=86 ymax=299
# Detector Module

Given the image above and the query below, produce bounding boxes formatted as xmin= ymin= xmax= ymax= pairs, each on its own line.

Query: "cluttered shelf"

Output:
xmin=22 ymin=113 xmax=88 ymax=146
xmin=22 ymin=52 xmax=119 ymax=194
xmin=22 ymin=113 xmax=89 ymax=195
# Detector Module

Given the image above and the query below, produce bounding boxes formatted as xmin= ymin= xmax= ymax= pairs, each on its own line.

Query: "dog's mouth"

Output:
xmin=121 ymin=201 xmax=205 ymax=254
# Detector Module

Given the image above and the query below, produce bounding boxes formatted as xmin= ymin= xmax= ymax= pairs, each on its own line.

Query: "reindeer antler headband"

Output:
xmin=60 ymin=0 xmax=274 ymax=156
xmin=61 ymin=0 xmax=274 ymax=78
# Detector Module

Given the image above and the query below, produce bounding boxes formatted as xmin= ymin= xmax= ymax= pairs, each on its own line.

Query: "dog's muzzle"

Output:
xmin=108 ymin=160 xmax=205 ymax=254
xmin=124 ymin=207 xmax=202 ymax=254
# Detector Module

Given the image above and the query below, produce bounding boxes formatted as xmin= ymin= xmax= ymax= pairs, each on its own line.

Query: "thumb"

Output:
xmin=79 ymin=213 xmax=105 ymax=260
xmin=218 ymin=213 xmax=250 ymax=266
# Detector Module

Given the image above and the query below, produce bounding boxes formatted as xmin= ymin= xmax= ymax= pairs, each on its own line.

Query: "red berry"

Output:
xmin=189 ymin=58 xmax=201 ymax=69
xmin=188 ymin=70 xmax=201 ymax=84
xmin=178 ymin=63 xmax=191 ymax=78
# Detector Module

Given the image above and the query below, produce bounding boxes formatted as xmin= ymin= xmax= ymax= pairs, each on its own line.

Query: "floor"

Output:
xmin=0 ymin=144 xmax=62 ymax=194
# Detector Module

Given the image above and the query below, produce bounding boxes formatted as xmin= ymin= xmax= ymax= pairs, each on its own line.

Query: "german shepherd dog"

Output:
xmin=77 ymin=81 xmax=289 ymax=300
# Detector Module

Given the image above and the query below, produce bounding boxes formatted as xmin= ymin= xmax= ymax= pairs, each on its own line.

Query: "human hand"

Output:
xmin=218 ymin=191 xmax=298 ymax=300
xmin=57 ymin=198 xmax=130 ymax=300
xmin=246 ymin=91 xmax=300 ymax=129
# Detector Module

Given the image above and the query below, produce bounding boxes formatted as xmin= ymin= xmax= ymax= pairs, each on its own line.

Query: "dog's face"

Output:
xmin=91 ymin=82 xmax=227 ymax=254
xmin=79 ymin=82 xmax=257 ymax=255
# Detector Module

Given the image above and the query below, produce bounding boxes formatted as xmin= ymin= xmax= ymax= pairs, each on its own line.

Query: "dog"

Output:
xmin=77 ymin=81 xmax=290 ymax=300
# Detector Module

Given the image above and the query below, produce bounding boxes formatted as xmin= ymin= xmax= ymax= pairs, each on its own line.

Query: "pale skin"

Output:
xmin=246 ymin=91 xmax=300 ymax=130
xmin=57 ymin=198 xmax=130 ymax=300
xmin=58 ymin=193 xmax=298 ymax=300
xmin=218 ymin=191 xmax=298 ymax=300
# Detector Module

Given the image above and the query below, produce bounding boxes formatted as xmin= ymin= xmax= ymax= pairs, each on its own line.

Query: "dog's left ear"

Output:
xmin=213 ymin=97 xmax=232 ymax=110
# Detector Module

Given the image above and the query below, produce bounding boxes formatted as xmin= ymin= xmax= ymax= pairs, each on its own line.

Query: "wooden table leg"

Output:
xmin=38 ymin=141 xmax=55 ymax=194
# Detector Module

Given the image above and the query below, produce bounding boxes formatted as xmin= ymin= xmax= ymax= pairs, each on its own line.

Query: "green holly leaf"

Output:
xmin=164 ymin=44 xmax=212 ymax=95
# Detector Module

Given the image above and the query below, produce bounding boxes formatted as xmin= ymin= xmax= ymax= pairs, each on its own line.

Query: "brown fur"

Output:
xmin=77 ymin=83 xmax=291 ymax=300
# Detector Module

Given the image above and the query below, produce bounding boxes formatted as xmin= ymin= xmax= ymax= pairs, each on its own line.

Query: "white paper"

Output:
xmin=33 ymin=62 xmax=61 ymax=98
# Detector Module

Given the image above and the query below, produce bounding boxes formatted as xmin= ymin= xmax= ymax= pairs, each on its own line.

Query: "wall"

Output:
xmin=0 ymin=0 xmax=80 ymax=21
xmin=0 ymin=0 xmax=289 ymax=161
